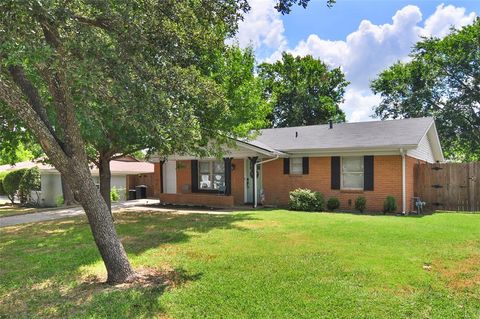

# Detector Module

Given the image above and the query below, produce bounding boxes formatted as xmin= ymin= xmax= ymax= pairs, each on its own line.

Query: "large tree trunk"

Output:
xmin=61 ymin=174 xmax=78 ymax=206
xmin=99 ymin=156 xmax=112 ymax=212
xmin=65 ymin=161 xmax=135 ymax=284
xmin=1 ymin=68 xmax=135 ymax=285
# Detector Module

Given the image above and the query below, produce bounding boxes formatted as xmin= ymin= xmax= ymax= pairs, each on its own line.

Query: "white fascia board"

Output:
xmin=282 ymin=145 xmax=418 ymax=157
xmin=148 ymin=141 xmax=283 ymax=162
xmin=427 ymin=122 xmax=445 ymax=162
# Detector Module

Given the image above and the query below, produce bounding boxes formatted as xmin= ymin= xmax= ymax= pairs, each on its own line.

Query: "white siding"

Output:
xmin=40 ymin=173 xmax=63 ymax=207
xmin=407 ymin=134 xmax=435 ymax=163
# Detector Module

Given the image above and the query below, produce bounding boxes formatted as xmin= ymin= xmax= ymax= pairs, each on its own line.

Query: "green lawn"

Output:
xmin=1 ymin=210 xmax=479 ymax=318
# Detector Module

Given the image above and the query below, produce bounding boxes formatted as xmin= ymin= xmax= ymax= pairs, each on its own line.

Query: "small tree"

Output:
xmin=19 ymin=167 xmax=41 ymax=206
xmin=2 ymin=169 xmax=27 ymax=204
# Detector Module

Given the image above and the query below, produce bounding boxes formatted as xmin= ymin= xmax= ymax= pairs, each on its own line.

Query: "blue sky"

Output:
xmin=233 ymin=0 xmax=479 ymax=121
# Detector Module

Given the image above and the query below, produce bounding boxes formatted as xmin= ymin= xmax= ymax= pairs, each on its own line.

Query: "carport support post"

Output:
xmin=249 ymin=157 xmax=258 ymax=208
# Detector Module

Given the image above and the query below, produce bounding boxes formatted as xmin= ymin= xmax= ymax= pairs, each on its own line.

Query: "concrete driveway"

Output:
xmin=0 ymin=199 xmax=161 ymax=227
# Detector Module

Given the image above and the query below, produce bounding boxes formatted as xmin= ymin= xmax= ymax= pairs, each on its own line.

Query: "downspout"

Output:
xmin=254 ymin=155 xmax=279 ymax=208
xmin=400 ymin=148 xmax=406 ymax=214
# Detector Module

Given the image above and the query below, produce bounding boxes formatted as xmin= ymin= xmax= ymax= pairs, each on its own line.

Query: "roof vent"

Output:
xmin=295 ymin=131 xmax=298 ymax=138
xmin=329 ymin=120 xmax=333 ymax=129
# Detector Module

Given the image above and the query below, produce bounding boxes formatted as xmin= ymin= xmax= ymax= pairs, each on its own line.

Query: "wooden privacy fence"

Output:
xmin=414 ymin=162 xmax=479 ymax=212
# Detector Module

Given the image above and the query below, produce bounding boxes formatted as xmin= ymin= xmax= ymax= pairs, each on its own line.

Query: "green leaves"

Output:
xmin=371 ymin=19 xmax=480 ymax=161
xmin=259 ymin=52 xmax=348 ymax=128
xmin=0 ymin=0 xmax=268 ymax=163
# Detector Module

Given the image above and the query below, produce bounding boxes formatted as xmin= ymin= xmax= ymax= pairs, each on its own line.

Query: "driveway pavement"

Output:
xmin=0 ymin=199 xmax=161 ymax=227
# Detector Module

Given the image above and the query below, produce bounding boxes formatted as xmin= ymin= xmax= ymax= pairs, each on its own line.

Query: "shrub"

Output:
xmin=56 ymin=196 xmax=64 ymax=207
xmin=355 ymin=196 xmax=366 ymax=213
xmin=289 ymin=188 xmax=324 ymax=212
xmin=326 ymin=197 xmax=340 ymax=211
xmin=19 ymin=167 xmax=41 ymax=205
xmin=2 ymin=169 xmax=27 ymax=204
xmin=110 ymin=186 xmax=120 ymax=202
xmin=0 ymin=171 xmax=8 ymax=195
xmin=383 ymin=196 xmax=397 ymax=214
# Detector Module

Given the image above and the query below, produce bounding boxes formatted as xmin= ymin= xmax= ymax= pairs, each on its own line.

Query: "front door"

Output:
xmin=245 ymin=158 xmax=262 ymax=204
xmin=163 ymin=160 xmax=177 ymax=194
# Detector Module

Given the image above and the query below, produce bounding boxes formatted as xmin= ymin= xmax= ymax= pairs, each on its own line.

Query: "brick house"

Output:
xmin=150 ymin=117 xmax=444 ymax=213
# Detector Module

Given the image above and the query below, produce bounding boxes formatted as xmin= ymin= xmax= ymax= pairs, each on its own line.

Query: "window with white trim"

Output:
xmin=198 ymin=160 xmax=225 ymax=190
xmin=290 ymin=157 xmax=303 ymax=174
xmin=341 ymin=156 xmax=364 ymax=190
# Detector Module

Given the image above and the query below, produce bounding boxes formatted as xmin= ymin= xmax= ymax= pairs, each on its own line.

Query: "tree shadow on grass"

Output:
xmin=0 ymin=210 xmax=254 ymax=318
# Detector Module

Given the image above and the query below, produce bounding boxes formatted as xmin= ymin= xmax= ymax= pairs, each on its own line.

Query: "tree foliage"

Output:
xmin=259 ymin=53 xmax=348 ymax=128
xmin=371 ymin=19 xmax=480 ymax=161
xmin=275 ymin=0 xmax=335 ymax=14
xmin=19 ymin=167 xmax=41 ymax=205
xmin=2 ymin=169 xmax=26 ymax=204
xmin=0 ymin=0 xmax=268 ymax=284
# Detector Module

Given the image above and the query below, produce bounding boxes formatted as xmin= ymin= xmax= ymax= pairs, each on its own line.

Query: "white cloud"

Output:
xmin=341 ymin=89 xmax=382 ymax=123
xmin=423 ymin=4 xmax=477 ymax=37
xmin=233 ymin=0 xmax=287 ymax=56
xmin=235 ymin=2 xmax=477 ymax=121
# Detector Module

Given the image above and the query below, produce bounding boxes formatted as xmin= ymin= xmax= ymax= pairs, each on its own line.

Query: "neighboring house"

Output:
xmin=150 ymin=117 xmax=444 ymax=213
xmin=0 ymin=156 xmax=154 ymax=206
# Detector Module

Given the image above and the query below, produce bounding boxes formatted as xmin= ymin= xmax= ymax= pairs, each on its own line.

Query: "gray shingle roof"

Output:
xmin=252 ymin=117 xmax=434 ymax=152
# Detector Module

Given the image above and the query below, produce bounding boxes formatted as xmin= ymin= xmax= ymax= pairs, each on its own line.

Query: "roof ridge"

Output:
xmin=260 ymin=117 xmax=434 ymax=132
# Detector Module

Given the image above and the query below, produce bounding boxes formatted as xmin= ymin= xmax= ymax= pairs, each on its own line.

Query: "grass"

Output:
xmin=0 ymin=209 xmax=479 ymax=318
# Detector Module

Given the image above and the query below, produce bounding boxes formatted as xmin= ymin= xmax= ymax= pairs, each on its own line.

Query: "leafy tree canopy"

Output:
xmin=371 ymin=19 xmax=480 ymax=161
xmin=259 ymin=52 xmax=348 ymax=128
xmin=275 ymin=0 xmax=335 ymax=14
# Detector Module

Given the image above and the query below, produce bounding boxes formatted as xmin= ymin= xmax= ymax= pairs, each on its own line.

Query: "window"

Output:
xmin=290 ymin=158 xmax=303 ymax=174
xmin=341 ymin=157 xmax=364 ymax=190
xmin=198 ymin=160 xmax=225 ymax=191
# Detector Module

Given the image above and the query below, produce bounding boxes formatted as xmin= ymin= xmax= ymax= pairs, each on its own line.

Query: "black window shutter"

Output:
xmin=302 ymin=157 xmax=309 ymax=174
xmin=331 ymin=156 xmax=340 ymax=190
xmin=283 ymin=158 xmax=290 ymax=174
xmin=191 ymin=160 xmax=198 ymax=192
xmin=364 ymin=156 xmax=374 ymax=191
xmin=224 ymin=158 xmax=232 ymax=195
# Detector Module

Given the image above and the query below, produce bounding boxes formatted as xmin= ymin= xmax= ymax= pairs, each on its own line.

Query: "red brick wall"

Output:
xmin=156 ymin=156 xmax=416 ymax=212
xmin=231 ymin=159 xmax=244 ymax=205
xmin=176 ymin=160 xmax=192 ymax=194
xmin=153 ymin=163 xmax=161 ymax=197
xmin=261 ymin=155 xmax=415 ymax=212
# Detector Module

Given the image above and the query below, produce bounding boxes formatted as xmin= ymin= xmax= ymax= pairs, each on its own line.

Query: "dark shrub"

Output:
xmin=327 ymin=197 xmax=340 ymax=211
xmin=383 ymin=196 xmax=397 ymax=214
xmin=355 ymin=196 xmax=366 ymax=213
xmin=3 ymin=169 xmax=27 ymax=204
xmin=289 ymin=188 xmax=324 ymax=212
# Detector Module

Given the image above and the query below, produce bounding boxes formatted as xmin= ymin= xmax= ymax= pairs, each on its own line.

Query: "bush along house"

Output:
xmin=150 ymin=117 xmax=444 ymax=213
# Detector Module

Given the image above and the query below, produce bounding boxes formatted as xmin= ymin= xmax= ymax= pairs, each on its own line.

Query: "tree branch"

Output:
xmin=0 ymin=76 xmax=70 ymax=173
xmin=7 ymin=65 xmax=58 ymax=140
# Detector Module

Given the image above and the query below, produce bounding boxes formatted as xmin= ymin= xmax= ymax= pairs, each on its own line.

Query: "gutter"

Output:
xmin=253 ymin=155 xmax=279 ymax=208
xmin=400 ymin=148 xmax=407 ymax=214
